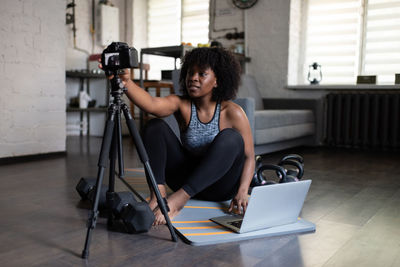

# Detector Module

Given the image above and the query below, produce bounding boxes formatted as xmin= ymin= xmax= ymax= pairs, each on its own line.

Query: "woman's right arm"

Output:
xmin=121 ymin=71 xmax=182 ymax=118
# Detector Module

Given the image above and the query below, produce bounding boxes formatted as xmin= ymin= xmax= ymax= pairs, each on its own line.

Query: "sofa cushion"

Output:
xmin=254 ymin=123 xmax=315 ymax=145
xmin=254 ymin=110 xmax=314 ymax=130
xmin=237 ymin=75 xmax=264 ymax=111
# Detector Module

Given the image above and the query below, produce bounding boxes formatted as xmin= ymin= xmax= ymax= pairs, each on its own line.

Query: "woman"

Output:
xmin=114 ymin=47 xmax=254 ymax=225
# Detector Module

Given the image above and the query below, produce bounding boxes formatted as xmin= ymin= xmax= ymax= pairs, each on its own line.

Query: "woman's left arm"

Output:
xmin=225 ymin=103 xmax=255 ymax=215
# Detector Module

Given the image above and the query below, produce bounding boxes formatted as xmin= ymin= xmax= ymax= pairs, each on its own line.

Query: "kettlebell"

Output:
xmin=256 ymin=164 xmax=287 ymax=185
xmin=250 ymin=155 xmax=265 ymax=187
xmin=279 ymin=154 xmax=304 ymax=164
xmin=278 ymin=154 xmax=304 ymax=179
xmin=278 ymin=159 xmax=304 ymax=182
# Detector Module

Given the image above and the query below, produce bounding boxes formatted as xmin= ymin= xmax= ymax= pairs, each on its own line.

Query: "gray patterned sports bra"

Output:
xmin=181 ymin=101 xmax=221 ymax=156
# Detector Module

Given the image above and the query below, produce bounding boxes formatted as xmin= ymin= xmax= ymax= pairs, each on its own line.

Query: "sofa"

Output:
xmin=234 ymin=75 xmax=323 ymax=156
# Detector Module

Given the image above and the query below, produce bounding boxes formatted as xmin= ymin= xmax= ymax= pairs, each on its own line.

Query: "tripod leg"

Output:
xmin=106 ymin=125 xmax=118 ymax=229
xmin=116 ymin=108 xmax=125 ymax=177
xmin=82 ymin=106 xmax=117 ymax=259
xmin=121 ymin=103 xmax=178 ymax=242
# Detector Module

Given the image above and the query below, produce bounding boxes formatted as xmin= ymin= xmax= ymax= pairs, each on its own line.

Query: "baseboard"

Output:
xmin=0 ymin=151 xmax=67 ymax=165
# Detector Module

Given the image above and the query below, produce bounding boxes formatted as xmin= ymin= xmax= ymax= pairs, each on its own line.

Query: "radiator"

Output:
xmin=326 ymin=93 xmax=400 ymax=150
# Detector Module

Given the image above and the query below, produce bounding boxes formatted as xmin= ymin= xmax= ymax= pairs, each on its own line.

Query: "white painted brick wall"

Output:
xmin=288 ymin=0 xmax=302 ymax=87
xmin=0 ymin=0 xmax=66 ymax=158
xmin=245 ymin=0 xmax=291 ymax=98
xmin=210 ymin=0 xmax=245 ymax=50
xmin=65 ymin=0 xmax=144 ymax=136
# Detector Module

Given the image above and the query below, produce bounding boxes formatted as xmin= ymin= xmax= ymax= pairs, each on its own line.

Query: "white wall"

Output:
xmin=245 ymin=0 xmax=292 ymax=98
xmin=210 ymin=0 xmax=325 ymax=99
xmin=0 ymin=0 xmax=66 ymax=158
xmin=65 ymin=0 xmax=146 ymax=136
xmin=209 ymin=0 xmax=245 ymax=51
xmin=65 ymin=0 xmax=133 ymax=70
xmin=65 ymin=0 xmax=110 ymax=136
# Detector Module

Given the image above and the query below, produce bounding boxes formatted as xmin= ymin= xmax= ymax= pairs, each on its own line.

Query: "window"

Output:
xmin=146 ymin=0 xmax=209 ymax=80
xmin=182 ymin=0 xmax=210 ymax=45
xmin=302 ymin=0 xmax=400 ymax=85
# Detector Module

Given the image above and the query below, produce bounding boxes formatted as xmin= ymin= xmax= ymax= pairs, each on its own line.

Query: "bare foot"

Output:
xmin=148 ymin=184 xmax=167 ymax=211
xmin=153 ymin=188 xmax=190 ymax=225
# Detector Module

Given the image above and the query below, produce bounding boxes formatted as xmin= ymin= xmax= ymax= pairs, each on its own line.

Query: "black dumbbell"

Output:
xmin=113 ymin=191 xmax=155 ymax=233
xmin=76 ymin=177 xmax=97 ymax=200
xmin=120 ymin=202 xmax=155 ymax=233
xmin=112 ymin=191 xmax=136 ymax=219
xmin=278 ymin=159 xmax=304 ymax=182
xmin=76 ymin=177 xmax=108 ymax=209
xmin=256 ymin=164 xmax=287 ymax=185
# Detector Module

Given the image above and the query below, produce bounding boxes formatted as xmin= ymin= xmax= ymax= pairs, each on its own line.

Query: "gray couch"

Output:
xmin=234 ymin=75 xmax=323 ymax=156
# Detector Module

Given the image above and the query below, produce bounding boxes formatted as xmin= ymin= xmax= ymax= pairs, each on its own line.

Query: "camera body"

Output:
xmin=101 ymin=42 xmax=139 ymax=71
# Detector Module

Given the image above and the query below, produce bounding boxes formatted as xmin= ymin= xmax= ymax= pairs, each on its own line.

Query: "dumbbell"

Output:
xmin=256 ymin=164 xmax=287 ymax=185
xmin=111 ymin=191 xmax=136 ymax=219
xmin=112 ymin=191 xmax=155 ymax=233
xmin=76 ymin=177 xmax=108 ymax=209
xmin=278 ymin=159 xmax=304 ymax=182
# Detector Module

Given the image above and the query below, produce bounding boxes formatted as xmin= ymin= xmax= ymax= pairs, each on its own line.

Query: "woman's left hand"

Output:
xmin=228 ymin=190 xmax=249 ymax=215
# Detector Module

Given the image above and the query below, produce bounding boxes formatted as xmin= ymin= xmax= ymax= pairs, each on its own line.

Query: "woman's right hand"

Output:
xmin=97 ymin=60 xmax=131 ymax=84
xmin=117 ymin=69 xmax=131 ymax=85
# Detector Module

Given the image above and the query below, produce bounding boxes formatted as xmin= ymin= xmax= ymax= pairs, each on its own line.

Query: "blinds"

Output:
xmin=146 ymin=0 xmax=209 ymax=80
xmin=147 ymin=0 xmax=181 ymax=47
xmin=363 ymin=0 xmax=400 ymax=84
xmin=304 ymin=0 xmax=361 ymax=84
xmin=304 ymin=0 xmax=400 ymax=85
xmin=182 ymin=0 xmax=210 ymax=45
xmin=147 ymin=0 xmax=181 ymax=80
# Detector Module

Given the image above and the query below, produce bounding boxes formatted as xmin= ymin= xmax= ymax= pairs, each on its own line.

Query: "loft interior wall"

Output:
xmin=66 ymin=0 xmax=322 ymax=100
xmin=66 ymin=0 xmax=133 ymax=70
xmin=65 ymin=0 xmax=146 ymax=136
xmin=210 ymin=0 xmax=324 ymax=99
xmin=0 ymin=0 xmax=66 ymax=158
xmin=0 ymin=0 xmax=327 ymax=158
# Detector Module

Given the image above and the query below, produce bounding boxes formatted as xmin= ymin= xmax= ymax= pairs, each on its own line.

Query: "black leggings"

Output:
xmin=143 ymin=119 xmax=245 ymax=201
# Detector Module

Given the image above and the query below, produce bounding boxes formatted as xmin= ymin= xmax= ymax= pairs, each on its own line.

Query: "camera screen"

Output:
xmin=104 ymin=52 xmax=120 ymax=66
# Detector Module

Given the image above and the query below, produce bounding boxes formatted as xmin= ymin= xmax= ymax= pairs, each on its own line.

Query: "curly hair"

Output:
xmin=179 ymin=47 xmax=241 ymax=101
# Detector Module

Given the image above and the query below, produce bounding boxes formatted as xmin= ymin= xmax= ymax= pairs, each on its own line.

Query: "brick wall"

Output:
xmin=0 ymin=0 xmax=66 ymax=158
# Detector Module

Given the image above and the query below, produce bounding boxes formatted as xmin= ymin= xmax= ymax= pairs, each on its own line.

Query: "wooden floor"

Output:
xmin=0 ymin=136 xmax=399 ymax=267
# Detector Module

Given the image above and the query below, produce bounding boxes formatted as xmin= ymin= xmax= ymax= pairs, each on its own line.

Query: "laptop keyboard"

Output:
xmin=227 ymin=220 xmax=243 ymax=229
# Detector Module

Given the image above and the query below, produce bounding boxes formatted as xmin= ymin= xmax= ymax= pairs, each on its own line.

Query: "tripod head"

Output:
xmin=109 ymin=70 xmax=127 ymax=99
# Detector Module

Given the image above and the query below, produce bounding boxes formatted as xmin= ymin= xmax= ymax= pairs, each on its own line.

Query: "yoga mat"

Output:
xmin=172 ymin=199 xmax=315 ymax=246
xmin=123 ymin=168 xmax=315 ymax=245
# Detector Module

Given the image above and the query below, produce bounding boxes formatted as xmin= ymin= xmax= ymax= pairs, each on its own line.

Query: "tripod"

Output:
xmin=81 ymin=72 xmax=177 ymax=259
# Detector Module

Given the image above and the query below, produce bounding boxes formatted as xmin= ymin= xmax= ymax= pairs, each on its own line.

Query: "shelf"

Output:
xmin=66 ymin=70 xmax=110 ymax=136
xmin=287 ymin=84 xmax=400 ymax=91
xmin=140 ymin=45 xmax=193 ymax=59
xmin=233 ymin=53 xmax=251 ymax=63
xmin=66 ymin=70 xmax=106 ymax=79
xmin=66 ymin=107 xmax=108 ymax=112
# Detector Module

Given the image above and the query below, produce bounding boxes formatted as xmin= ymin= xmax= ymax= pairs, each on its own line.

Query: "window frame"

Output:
xmin=146 ymin=0 xmax=209 ymax=80
xmin=299 ymin=0 xmax=400 ymax=86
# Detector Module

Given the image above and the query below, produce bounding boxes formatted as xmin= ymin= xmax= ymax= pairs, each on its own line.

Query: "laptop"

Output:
xmin=210 ymin=180 xmax=311 ymax=234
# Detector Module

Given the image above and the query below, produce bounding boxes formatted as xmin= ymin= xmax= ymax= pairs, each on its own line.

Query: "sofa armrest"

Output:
xmin=262 ymin=98 xmax=324 ymax=145
xmin=234 ymin=97 xmax=255 ymax=140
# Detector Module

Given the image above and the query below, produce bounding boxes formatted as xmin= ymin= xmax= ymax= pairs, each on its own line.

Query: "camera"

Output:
xmin=101 ymin=42 xmax=139 ymax=71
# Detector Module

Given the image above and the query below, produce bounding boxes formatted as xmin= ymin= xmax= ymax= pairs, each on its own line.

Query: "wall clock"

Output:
xmin=232 ymin=0 xmax=258 ymax=9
